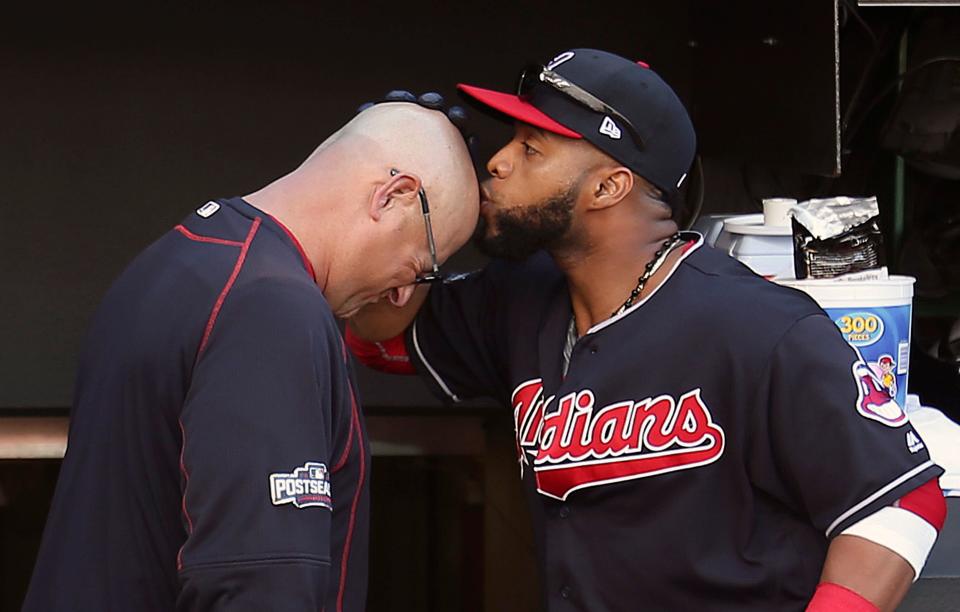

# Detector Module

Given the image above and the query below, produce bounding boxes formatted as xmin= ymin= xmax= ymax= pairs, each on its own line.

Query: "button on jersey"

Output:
xmin=407 ymin=235 xmax=942 ymax=611
xmin=23 ymin=198 xmax=369 ymax=612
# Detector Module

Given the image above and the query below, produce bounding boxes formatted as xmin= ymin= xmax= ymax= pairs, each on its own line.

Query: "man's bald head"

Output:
xmin=303 ymin=103 xmax=478 ymax=256
xmin=246 ymin=102 xmax=479 ymax=317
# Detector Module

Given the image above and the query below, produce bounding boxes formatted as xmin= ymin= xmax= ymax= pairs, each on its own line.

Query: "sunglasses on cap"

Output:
xmin=516 ymin=64 xmax=645 ymax=149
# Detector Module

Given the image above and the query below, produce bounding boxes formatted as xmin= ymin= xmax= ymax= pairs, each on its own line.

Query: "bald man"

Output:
xmin=22 ymin=103 xmax=478 ymax=612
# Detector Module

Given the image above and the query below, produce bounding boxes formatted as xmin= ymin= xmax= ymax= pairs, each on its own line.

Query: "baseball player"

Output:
xmin=348 ymin=50 xmax=947 ymax=611
xmin=22 ymin=102 xmax=478 ymax=611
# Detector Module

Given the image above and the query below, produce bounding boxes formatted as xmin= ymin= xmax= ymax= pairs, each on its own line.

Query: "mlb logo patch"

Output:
xmin=196 ymin=201 xmax=220 ymax=218
xmin=270 ymin=462 xmax=332 ymax=510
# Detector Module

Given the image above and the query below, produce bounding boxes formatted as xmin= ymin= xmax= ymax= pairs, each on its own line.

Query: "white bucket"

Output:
xmin=715 ymin=213 xmax=794 ymax=279
xmin=778 ymin=276 xmax=916 ymax=409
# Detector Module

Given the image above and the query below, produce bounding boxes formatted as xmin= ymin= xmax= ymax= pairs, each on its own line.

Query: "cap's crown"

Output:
xmin=528 ymin=49 xmax=696 ymax=197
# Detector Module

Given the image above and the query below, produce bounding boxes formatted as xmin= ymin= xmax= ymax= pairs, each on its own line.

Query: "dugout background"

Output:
xmin=0 ymin=0 xmax=846 ymax=410
xmin=6 ymin=1 xmax=958 ymax=610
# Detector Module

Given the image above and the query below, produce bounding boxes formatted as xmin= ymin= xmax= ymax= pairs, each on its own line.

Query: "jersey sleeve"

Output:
xmin=748 ymin=314 xmax=943 ymax=538
xmin=175 ymin=280 xmax=341 ymax=611
xmin=405 ymin=266 xmax=510 ymax=403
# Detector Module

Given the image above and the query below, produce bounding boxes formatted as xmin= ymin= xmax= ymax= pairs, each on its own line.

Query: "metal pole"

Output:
xmin=892 ymin=29 xmax=908 ymax=271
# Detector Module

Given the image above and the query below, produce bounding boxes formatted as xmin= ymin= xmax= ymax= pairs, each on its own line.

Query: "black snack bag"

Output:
xmin=793 ymin=216 xmax=885 ymax=279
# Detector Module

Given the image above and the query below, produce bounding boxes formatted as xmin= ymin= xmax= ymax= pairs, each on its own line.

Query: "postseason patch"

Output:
xmin=269 ymin=462 xmax=332 ymax=510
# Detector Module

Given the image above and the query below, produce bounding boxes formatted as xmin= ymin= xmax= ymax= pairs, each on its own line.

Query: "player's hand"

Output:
xmin=356 ymin=89 xmax=478 ymax=155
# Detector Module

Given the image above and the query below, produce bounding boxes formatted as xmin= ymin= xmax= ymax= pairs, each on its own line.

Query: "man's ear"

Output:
xmin=370 ymin=171 xmax=422 ymax=221
xmin=589 ymin=166 xmax=634 ymax=211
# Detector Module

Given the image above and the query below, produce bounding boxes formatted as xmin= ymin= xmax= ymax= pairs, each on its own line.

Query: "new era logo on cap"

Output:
xmin=599 ymin=116 xmax=622 ymax=140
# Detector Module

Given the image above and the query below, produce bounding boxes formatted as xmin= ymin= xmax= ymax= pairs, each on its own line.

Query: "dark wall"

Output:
xmin=0 ymin=0 xmax=691 ymax=408
xmin=1 ymin=1 xmax=842 ymax=409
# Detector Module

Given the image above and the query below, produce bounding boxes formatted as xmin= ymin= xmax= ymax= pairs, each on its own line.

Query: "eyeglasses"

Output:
xmin=516 ymin=64 xmax=645 ymax=149
xmin=391 ymin=169 xmax=444 ymax=284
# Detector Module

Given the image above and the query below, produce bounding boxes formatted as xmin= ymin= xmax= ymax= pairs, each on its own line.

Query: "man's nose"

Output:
xmin=486 ymin=146 xmax=513 ymax=179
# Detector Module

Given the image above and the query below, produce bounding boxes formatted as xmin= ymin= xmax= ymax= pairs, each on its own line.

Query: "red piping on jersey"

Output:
xmin=896 ymin=478 xmax=947 ymax=531
xmin=195 ymin=217 xmax=262 ymax=361
xmin=174 ymin=224 xmax=244 ymax=247
xmin=332 ymin=341 xmax=355 ymax=473
xmin=336 ymin=376 xmax=365 ymax=612
xmin=176 ymin=418 xmax=194 ymax=571
xmin=268 ymin=214 xmax=317 ymax=282
xmin=331 ymin=415 xmax=354 ymax=474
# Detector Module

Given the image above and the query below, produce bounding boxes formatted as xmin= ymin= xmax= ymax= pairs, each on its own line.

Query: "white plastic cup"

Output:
xmin=762 ymin=198 xmax=796 ymax=227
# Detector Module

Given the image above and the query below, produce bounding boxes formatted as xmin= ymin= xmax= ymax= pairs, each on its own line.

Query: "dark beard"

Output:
xmin=473 ymin=185 xmax=578 ymax=261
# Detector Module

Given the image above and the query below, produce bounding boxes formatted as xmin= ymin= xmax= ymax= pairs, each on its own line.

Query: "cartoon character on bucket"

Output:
xmin=876 ymin=355 xmax=897 ymax=398
xmin=853 ymin=350 xmax=907 ymax=427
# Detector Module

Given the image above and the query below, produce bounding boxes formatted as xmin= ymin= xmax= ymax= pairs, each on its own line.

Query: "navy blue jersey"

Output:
xmin=23 ymin=197 xmax=369 ymax=612
xmin=406 ymin=234 xmax=942 ymax=611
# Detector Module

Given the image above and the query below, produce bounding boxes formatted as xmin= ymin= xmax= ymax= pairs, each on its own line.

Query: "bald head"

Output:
xmin=303 ymin=103 xmax=479 ymax=255
xmin=245 ymin=102 xmax=479 ymax=316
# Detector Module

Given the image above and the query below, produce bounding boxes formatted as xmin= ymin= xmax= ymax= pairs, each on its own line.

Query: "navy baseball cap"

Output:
xmin=458 ymin=48 xmax=697 ymax=199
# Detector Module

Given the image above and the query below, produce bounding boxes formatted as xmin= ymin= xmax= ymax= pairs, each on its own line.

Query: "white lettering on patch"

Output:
xmin=269 ymin=462 xmax=332 ymax=510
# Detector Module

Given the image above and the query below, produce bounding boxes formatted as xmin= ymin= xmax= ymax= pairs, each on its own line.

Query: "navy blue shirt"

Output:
xmin=24 ymin=197 xmax=369 ymax=611
xmin=406 ymin=234 xmax=942 ymax=611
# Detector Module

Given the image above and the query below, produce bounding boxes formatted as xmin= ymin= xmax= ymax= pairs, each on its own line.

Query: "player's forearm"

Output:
xmin=813 ymin=534 xmax=913 ymax=612
xmin=347 ymin=285 xmax=430 ymax=342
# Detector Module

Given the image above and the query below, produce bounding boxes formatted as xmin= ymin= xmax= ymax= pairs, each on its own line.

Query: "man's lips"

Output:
xmin=480 ymin=185 xmax=494 ymax=212
xmin=479 ymin=192 xmax=496 ymax=216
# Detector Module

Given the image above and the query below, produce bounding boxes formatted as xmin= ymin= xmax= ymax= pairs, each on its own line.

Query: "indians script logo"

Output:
xmin=512 ymin=379 xmax=725 ymax=500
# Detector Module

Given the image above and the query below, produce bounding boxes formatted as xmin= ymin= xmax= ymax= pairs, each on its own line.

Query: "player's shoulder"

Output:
xmin=470 ymin=250 xmax=564 ymax=295
xmin=223 ymin=274 xmax=337 ymax=339
xmin=677 ymin=236 xmax=825 ymax=335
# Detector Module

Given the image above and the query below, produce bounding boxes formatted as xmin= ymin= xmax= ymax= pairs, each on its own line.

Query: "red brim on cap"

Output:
xmin=457 ymin=83 xmax=583 ymax=139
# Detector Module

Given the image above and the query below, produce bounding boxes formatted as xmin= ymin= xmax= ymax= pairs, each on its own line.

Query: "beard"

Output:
xmin=473 ymin=184 xmax=578 ymax=261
